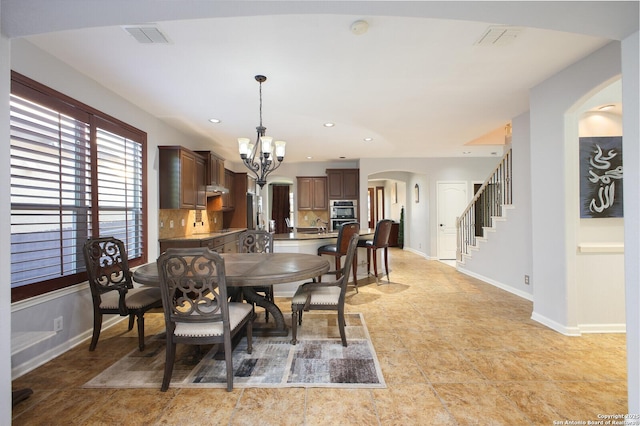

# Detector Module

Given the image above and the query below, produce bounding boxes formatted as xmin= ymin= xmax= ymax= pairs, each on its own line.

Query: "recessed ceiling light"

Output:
xmin=306 ymin=156 xmax=313 ymax=160
xmin=363 ymin=137 xmax=373 ymax=142
xmin=208 ymin=118 xmax=221 ymax=124
xmin=463 ymin=151 xmax=472 ymax=155
xmin=598 ymin=104 xmax=615 ymax=111
xmin=323 ymin=122 xmax=335 ymax=127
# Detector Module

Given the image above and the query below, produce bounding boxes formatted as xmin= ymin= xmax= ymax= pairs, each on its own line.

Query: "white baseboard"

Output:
xmin=403 ymin=247 xmax=428 ymax=258
xmin=578 ymin=323 xmax=626 ymax=333
xmin=456 ymin=266 xmax=533 ymax=301
xmin=531 ymin=312 xmax=582 ymax=336
xmin=11 ymin=316 xmax=123 ymax=379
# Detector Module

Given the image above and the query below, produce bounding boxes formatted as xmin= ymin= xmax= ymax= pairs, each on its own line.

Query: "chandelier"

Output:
xmin=238 ymin=75 xmax=286 ymax=189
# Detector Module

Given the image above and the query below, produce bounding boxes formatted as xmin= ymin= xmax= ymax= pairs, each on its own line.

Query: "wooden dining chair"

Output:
xmin=83 ymin=237 xmax=163 ymax=352
xmin=357 ymin=219 xmax=393 ymax=284
xmin=238 ymin=229 xmax=274 ymax=321
xmin=317 ymin=221 xmax=360 ymax=292
xmin=291 ymin=234 xmax=359 ymax=346
xmin=156 ymin=247 xmax=253 ymax=392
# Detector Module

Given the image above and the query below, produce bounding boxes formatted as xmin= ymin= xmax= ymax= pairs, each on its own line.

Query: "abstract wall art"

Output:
xmin=579 ymin=136 xmax=623 ymax=218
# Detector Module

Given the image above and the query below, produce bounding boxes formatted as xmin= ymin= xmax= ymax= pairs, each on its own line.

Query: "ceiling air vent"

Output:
xmin=122 ymin=25 xmax=170 ymax=44
xmin=474 ymin=26 xmax=522 ymax=47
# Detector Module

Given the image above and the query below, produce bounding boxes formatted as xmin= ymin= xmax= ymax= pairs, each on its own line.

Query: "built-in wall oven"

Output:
xmin=330 ymin=200 xmax=357 ymax=231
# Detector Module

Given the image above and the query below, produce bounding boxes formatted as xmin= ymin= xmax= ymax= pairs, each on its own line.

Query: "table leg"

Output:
xmin=241 ymin=287 xmax=288 ymax=336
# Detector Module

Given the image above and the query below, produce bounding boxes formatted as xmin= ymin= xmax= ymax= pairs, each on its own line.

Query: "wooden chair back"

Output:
xmin=157 ymin=248 xmax=230 ymax=327
xmin=239 ymin=230 xmax=274 ymax=254
xmin=373 ymin=219 xmax=394 ymax=248
xmin=83 ymin=236 xmax=133 ymax=316
xmin=337 ymin=222 xmax=360 ymax=255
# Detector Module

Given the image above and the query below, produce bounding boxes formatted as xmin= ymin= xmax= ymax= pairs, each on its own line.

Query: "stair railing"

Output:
xmin=457 ymin=148 xmax=512 ymax=261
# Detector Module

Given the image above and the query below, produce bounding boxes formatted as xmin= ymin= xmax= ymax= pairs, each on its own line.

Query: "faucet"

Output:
xmin=316 ymin=219 xmax=328 ymax=233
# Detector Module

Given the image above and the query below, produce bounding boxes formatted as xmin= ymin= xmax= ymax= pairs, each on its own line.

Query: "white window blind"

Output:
xmin=95 ymin=125 xmax=144 ymax=259
xmin=10 ymin=75 xmax=146 ymax=299
xmin=10 ymin=94 xmax=92 ymax=288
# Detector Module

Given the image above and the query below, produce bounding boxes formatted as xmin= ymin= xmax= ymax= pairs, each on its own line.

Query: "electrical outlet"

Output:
xmin=53 ymin=316 xmax=63 ymax=332
xmin=214 ymin=217 xmax=217 ymax=224
xmin=181 ymin=219 xmax=185 ymax=227
xmin=160 ymin=221 xmax=164 ymax=228
xmin=524 ymin=275 xmax=530 ymax=285
xmin=169 ymin=220 xmax=174 ymax=228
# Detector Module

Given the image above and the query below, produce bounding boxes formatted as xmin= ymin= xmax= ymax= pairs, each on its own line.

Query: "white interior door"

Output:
xmin=437 ymin=182 xmax=468 ymax=259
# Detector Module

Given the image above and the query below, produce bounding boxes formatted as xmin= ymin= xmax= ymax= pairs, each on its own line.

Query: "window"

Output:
xmin=9 ymin=72 xmax=147 ymax=302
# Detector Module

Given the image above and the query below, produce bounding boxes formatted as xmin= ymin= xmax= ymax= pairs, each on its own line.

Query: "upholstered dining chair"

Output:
xmin=291 ymin=233 xmax=359 ymax=346
xmin=83 ymin=237 xmax=163 ymax=352
xmin=317 ymin=221 xmax=360 ymax=292
xmin=357 ymin=219 xmax=393 ymax=284
xmin=156 ymin=247 xmax=253 ymax=392
xmin=238 ymin=229 xmax=274 ymax=321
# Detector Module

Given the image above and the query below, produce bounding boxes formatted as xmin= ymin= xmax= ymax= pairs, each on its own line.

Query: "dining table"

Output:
xmin=133 ymin=252 xmax=330 ymax=336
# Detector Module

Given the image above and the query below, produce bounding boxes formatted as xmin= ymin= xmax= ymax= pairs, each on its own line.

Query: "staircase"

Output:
xmin=457 ymin=149 xmax=513 ymax=263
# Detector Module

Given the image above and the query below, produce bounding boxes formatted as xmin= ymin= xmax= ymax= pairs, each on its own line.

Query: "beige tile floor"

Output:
xmin=12 ymin=249 xmax=628 ymax=425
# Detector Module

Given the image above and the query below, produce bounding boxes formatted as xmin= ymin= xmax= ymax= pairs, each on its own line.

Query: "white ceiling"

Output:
xmin=3 ymin=1 xmax=637 ymax=163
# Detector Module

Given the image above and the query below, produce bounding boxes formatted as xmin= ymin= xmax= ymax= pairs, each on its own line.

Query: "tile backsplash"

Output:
xmin=296 ymin=210 xmax=329 ymax=228
xmin=159 ymin=209 xmax=223 ymax=239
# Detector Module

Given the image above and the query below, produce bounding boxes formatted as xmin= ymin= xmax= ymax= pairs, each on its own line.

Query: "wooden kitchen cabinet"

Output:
xmin=297 ymin=176 xmax=328 ymax=210
xmin=222 ymin=169 xmax=235 ymax=210
xmin=158 ymin=146 xmax=206 ymax=210
xmin=229 ymin=172 xmax=255 ymax=228
xmin=326 ymin=168 xmax=359 ymax=199
xmin=159 ymin=232 xmax=239 ymax=254
xmin=195 ymin=150 xmax=225 ymax=186
xmin=201 ymin=233 xmax=239 ymax=253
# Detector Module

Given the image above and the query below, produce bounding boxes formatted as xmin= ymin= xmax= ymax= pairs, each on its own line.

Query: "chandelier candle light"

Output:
xmin=238 ymin=75 xmax=286 ymax=189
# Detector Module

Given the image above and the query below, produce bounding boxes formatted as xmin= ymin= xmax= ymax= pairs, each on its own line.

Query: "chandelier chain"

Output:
xmin=238 ymin=74 xmax=286 ymax=189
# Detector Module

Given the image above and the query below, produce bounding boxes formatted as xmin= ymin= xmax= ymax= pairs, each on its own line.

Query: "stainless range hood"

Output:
xmin=205 ymin=184 xmax=229 ymax=196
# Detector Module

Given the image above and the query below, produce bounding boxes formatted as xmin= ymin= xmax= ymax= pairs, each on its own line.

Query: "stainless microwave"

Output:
xmin=330 ymin=200 xmax=357 ymax=219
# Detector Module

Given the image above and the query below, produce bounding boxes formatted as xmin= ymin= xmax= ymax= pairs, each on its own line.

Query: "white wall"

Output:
xmin=621 ymin=30 xmax=639 ymax=415
xmin=369 ymin=171 xmax=411 ymax=224
xmin=458 ymin=111 xmax=533 ymax=300
xmin=1 ymin=30 xmax=13 ymax=423
xmin=574 ymin=82 xmax=625 ymax=331
xmin=8 ymin=39 xmax=213 ymax=376
xmin=359 ymin=157 xmax=498 ymax=258
xmin=529 ymin=42 xmax=622 ymax=335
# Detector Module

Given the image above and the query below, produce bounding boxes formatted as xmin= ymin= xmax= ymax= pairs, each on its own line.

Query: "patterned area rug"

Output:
xmin=84 ymin=313 xmax=386 ymax=389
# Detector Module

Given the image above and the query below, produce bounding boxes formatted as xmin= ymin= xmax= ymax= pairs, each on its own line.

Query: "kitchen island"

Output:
xmin=158 ymin=227 xmax=247 ymax=254
xmin=272 ymin=228 xmax=375 ymax=296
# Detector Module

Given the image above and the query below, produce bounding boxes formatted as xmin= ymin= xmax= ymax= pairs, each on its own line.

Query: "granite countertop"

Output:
xmin=158 ymin=228 xmax=247 ymax=242
xmin=273 ymin=228 xmax=374 ymax=241
xmin=159 ymin=227 xmax=374 ymax=242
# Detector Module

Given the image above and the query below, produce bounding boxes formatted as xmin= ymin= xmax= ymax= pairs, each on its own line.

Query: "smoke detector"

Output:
xmin=350 ymin=20 xmax=369 ymax=35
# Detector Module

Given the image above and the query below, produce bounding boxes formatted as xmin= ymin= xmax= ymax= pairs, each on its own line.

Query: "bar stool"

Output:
xmin=357 ymin=219 xmax=393 ymax=284
xmin=317 ymin=222 xmax=360 ymax=292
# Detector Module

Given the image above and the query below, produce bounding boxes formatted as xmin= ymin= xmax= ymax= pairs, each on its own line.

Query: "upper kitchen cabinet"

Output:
xmin=297 ymin=176 xmax=328 ymax=210
xmin=158 ymin=146 xmax=206 ymax=210
xmin=222 ymin=169 xmax=235 ymax=210
xmin=195 ymin=150 xmax=225 ymax=187
xmin=326 ymin=168 xmax=359 ymax=199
